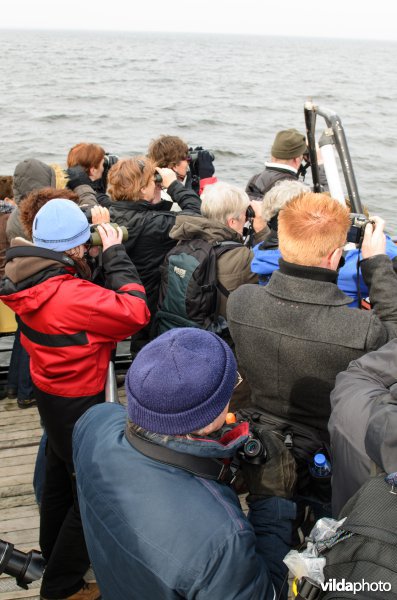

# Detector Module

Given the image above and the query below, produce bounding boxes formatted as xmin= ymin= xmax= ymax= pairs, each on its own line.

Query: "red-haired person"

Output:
xmin=66 ymin=142 xmax=111 ymax=207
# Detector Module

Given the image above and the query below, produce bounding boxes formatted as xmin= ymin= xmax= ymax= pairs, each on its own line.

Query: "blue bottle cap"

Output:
xmin=314 ymin=453 xmax=326 ymax=467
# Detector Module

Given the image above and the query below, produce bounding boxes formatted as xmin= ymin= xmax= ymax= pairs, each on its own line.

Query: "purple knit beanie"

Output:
xmin=126 ymin=328 xmax=237 ymax=435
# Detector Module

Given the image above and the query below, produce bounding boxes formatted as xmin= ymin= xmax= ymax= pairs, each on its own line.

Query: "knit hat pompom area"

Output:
xmin=32 ymin=198 xmax=90 ymax=252
xmin=271 ymin=128 xmax=307 ymax=160
xmin=126 ymin=328 xmax=237 ymax=435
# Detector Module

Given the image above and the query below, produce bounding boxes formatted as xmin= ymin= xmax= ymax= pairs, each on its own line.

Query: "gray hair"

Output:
xmin=262 ymin=180 xmax=310 ymax=223
xmin=201 ymin=182 xmax=250 ymax=225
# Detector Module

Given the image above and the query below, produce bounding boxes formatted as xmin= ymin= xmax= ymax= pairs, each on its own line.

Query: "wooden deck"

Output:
xmin=0 ymin=395 xmax=42 ymax=599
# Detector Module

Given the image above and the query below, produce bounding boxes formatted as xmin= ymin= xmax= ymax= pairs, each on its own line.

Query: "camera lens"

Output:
xmin=243 ymin=439 xmax=263 ymax=458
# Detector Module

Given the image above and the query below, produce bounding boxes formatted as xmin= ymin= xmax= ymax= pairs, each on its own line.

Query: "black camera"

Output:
xmin=347 ymin=213 xmax=373 ymax=245
xmin=101 ymin=153 xmax=119 ymax=189
xmin=188 ymin=147 xmax=215 ymax=166
xmin=103 ymin=153 xmax=119 ymax=171
xmin=237 ymin=435 xmax=267 ymax=465
xmin=0 ymin=539 xmax=46 ymax=589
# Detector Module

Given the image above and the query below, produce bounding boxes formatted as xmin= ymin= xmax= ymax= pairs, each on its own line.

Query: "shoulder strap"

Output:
xmin=125 ymin=427 xmax=235 ymax=484
xmin=213 ymin=241 xmax=243 ymax=299
xmin=6 ymin=246 xmax=75 ymax=267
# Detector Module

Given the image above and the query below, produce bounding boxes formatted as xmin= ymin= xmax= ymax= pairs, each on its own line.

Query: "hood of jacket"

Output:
xmin=0 ymin=238 xmax=74 ymax=316
xmin=13 ymin=159 xmax=56 ymax=203
xmin=169 ymin=214 xmax=242 ymax=244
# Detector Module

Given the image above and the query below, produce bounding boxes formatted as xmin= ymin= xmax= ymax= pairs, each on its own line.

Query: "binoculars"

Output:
xmin=89 ymin=223 xmax=128 ymax=246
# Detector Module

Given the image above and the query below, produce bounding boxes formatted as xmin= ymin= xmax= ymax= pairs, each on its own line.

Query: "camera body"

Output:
xmin=89 ymin=223 xmax=128 ymax=246
xmin=347 ymin=213 xmax=373 ymax=245
xmin=101 ymin=153 xmax=119 ymax=189
xmin=237 ymin=435 xmax=267 ymax=465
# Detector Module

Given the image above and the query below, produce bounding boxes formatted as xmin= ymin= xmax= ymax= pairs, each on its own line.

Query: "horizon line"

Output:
xmin=1 ymin=27 xmax=396 ymax=43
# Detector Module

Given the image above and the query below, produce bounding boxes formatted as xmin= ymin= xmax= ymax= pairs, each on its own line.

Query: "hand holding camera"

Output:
xmin=360 ymin=215 xmax=386 ymax=259
xmin=240 ymin=424 xmax=297 ymax=501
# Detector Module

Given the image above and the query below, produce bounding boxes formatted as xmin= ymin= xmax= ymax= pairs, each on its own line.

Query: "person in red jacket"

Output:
xmin=0 ymin=198 xmax=150 ymax=600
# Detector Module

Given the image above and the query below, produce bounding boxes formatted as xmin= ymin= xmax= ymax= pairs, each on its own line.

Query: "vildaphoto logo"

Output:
xmin=321 ymin=579 xmax=392 ymax=594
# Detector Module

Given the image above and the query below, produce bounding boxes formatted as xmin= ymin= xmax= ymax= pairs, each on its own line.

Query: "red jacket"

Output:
xmin=0 ymin=242 xmax=150 ymax=397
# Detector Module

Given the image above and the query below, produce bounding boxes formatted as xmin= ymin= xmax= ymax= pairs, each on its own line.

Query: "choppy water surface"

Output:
xmin=1 ymin=30 xmax=397 ymax=228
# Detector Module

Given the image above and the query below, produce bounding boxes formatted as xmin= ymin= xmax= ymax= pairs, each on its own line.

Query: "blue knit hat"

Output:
xmin=32 ymin=198 xmax=90 ymax=252
xmin=126 ymin=328 xmax=237 ymax=435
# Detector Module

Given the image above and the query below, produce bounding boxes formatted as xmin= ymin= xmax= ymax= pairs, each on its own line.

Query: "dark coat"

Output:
xmin=110 ymin=180 xmax=201 ymax=316
xmin=73 ymin=402 xmax=296 ymax=600
xmin=329 ymin=338 xmax=397 ymax=516
xmin=246 ymin=165 xmax=297 ymax=201
xmin=227 ymin=255 xmax=397 ymax=439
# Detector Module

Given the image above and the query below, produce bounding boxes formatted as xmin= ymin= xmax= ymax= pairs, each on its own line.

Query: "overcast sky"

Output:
xmin=2 ymin=0 xmax=397 ymax=41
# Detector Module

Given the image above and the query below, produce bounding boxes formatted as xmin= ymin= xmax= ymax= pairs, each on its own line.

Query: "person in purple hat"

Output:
xmin=73 ymin=328 xmax=297 ymax=600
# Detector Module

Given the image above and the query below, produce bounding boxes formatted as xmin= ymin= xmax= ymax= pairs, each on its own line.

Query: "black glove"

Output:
xmin=197 ymin=149 xmax=215 ymax=179
xmin=66 ymin=165 xmax=92 ymax=190
xmin=241 ymin=427 xmax=297 ymax=500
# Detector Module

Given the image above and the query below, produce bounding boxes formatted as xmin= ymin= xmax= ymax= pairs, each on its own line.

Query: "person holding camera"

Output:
xmin=0 ymin=198 xmax=150 ymax=600
xmin=148 ymin=134 xmax=217 ymax=201
xmin=227 ymin=192 xmax=397 ymax=518
xmin=73 ymin=328 xmax=297 ymax=600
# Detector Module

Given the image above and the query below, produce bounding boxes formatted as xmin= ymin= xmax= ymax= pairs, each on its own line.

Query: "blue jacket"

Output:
xmin=251 ymin=236 xmax=397 ymax=308
xmin=73 ymin=403 xmax=296 ymax=600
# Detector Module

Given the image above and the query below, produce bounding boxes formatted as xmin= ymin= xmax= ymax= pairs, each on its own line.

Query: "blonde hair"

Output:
xmin=107 ymin=156 xmax=156 ymax=202
xmin=278 ymin=192 xmax=350 ymax=266
xmin=201 ymin=182 xmax=249 ymax=225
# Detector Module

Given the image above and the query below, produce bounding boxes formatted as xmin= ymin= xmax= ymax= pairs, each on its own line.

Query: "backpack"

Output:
xmin=156 ymin=238 xmax=242 ymax=335
xmin=316 ymin=474 xmax=397 ymax=599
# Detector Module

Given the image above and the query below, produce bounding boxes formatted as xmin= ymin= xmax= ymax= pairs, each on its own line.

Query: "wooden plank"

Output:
xmin=1 ymin=515 xmax=39 ymax=531
xmin=0 ymin=587 xmax=40 ymax=599
xmin=0 ymin=505 xmax=39 ymax=520
xmin=0 ymin=483 xmax=34 ymax=498
xmin=0 ymin=446 xmax=39 ymax=459
xmin=0 ymin=473 xmax=34 ymax=488
xmin=0 ymin=464 xmax=37 ymax=477
xmin=0 ymin=437 xmax=42 ymax=450
xmin=0 ymin=495 xmax=37 ymax=510
xmin=0 ymin=454 xmax=37 ymax=468
xmin=0 ymin=530 xmax=39 ymax=546
xmin=0 ymin=428 xmax=43 ymax=442
xmin=0 ymin=414 xmax=41 ymax=427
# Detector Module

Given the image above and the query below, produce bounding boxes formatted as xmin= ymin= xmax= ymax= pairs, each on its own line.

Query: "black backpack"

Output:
xmin=305 ymin=474 xmax=397 ymax=600
xmin=156 ymin=238 xmax=241 ymax=335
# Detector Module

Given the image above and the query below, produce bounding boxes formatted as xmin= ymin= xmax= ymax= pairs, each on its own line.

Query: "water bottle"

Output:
xmin=310 ymin=452 xmax=331 ymax=477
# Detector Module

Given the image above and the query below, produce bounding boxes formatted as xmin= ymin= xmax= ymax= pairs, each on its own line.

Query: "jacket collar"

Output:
xmin=126 ymin=420 xmax=250 ymax=459
xmin=266 ymin=260 xmax=352 ymax=306
xmin=279 ymin=258 xmax=338 ymax=283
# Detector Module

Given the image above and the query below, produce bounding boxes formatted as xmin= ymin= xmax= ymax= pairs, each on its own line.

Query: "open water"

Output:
xmin=1 ymin=30 xmax=397 ymax=228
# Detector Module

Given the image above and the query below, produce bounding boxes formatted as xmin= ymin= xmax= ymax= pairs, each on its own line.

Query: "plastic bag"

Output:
xmin=284 ymin=517 xmax=346 ymax=584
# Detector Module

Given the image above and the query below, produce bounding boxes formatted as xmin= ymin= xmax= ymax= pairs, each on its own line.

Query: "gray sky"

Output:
xmin=2 ymin=0 xmax=397 ymax=41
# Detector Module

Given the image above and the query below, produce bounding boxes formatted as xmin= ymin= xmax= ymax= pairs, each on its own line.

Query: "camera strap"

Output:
xmin=125 ymin=427 xmax=236 ymax=484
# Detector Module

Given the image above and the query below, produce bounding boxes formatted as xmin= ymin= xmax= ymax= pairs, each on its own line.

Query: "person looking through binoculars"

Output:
xmin=0 ymin=198 xmax=150 ymax=600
